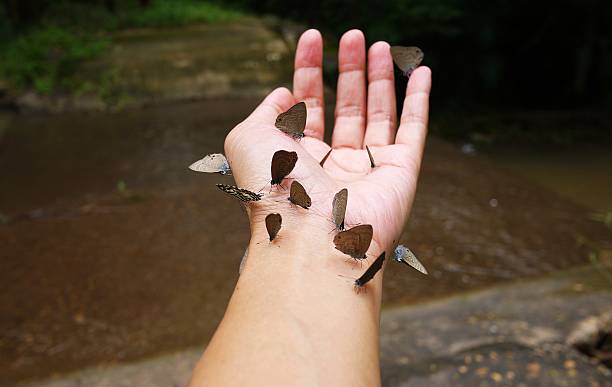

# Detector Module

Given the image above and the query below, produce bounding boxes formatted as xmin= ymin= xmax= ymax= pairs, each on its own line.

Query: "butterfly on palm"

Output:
xmin=216 ymin=184 xmax=262 ymax=202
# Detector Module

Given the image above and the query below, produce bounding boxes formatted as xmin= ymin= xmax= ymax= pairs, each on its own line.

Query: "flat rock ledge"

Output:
xmin=17 ymin=265 xmax=611 ymax=387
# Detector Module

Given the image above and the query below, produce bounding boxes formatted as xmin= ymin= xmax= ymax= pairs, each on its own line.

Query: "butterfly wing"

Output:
xmin=332 ymin=188 xmax=348 ymax=230
xmin=189 ymin=153 xmax=231 ymax=175
xmin=390 ymin=46 xmax=424 ymax=77
xmin=355 ymin=252 xmax=385 ymax=286
xmin=265 ymin=213 xmax=282 ymax=241
xmin=216 ymin=184 xmax=262 ymax=202
xmin=394 ymin=245 xmax=428 ymax=275
xmin=271 ymin=150 xmax=298 ymax=184
xmin=275 ymin=102 xmax=306 ymax=138
xmin=289 ymin=181 xmax=311 ymax=209
xmin=366 ymin=145 xmax=375 ymax=168
xmin=320 ymin=149 xmax=332 ymax=167
xmin=333 ymin=224 xmax=373 ymax=259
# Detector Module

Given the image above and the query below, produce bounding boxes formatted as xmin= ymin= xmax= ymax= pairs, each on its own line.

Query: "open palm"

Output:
xmin=225 ymin=29 xmax=431 ymax=256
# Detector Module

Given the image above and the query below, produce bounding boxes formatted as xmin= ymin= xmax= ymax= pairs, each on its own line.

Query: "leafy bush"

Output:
xmin=123 ymin=0 xmax=241 ymax=27
xmin=0 ymin=1 xmax=242 ymax=93
xmin=1 ymin=27 xmax=108 ymax=93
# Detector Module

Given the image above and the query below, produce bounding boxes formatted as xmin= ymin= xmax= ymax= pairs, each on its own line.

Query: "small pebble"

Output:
xmin=475 ymin=367 xmax=488 ymax=377
xmin=526 ymin=362 xmax=541 ymax=376
xmin=490 ymin=372 xmax=503 ymax=383
xmin=572 ymin=283 xmax=584 ymax=292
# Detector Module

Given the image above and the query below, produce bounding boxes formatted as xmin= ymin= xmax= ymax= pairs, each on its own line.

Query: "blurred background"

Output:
xmin=1 ymin=1 xmax=611 ymax=386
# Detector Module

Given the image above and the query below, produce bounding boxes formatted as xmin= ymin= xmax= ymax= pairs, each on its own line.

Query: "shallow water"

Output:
xmin=483 ymin=145 xmax=612 ymax=213
xmin=1 ymin=101 xmax=610 ymax=383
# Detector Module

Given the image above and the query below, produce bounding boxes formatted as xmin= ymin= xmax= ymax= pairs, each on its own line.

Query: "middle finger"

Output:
xmin=331 ymin=30 xmax=366 ymax=149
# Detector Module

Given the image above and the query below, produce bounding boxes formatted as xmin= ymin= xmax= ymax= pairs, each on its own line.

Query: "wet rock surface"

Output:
xmin=16 ymin=266 xmax=612 ymax=387
xmin=381 ymin=266 xmax=612 ymax=386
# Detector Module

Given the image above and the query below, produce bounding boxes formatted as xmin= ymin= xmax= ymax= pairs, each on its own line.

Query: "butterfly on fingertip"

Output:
xmin=390 ymin=46 xmax=424 ymax=78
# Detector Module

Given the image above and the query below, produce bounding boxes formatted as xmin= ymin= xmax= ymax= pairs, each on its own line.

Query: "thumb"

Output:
xmin=247 ymin=87 xmax=296 ymax=124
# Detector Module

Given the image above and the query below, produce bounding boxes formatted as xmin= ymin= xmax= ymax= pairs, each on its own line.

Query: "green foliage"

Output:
xmin=122 ymin=0 xmax=241 ymax=27
xmin=37 ymin=0 xmax=242 ymax=30
xmin=0 ymin=0 xmax=242 ymax=93
xmin=1 ymin=27 xmax=108 ymax=93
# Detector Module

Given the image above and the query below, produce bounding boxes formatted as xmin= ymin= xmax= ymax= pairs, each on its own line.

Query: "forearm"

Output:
xmin=190 ymin=214 xmax=384 ymax=387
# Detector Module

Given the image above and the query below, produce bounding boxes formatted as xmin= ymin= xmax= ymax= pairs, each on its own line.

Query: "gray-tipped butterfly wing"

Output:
xmin=239 ymin=247 xmax=248 ymax=274
xmin=390 ymin=46 xmax=424 ymax=78
xmin=332 ymin=188 xmax=348 ymax=231
xmin=289 ymin=181 xmax=311 ymax=209
xmin=216 ymin=184 xmax=262 ymax=202
xmin=394 ymin=244 xmax=428 ymax=275
xmin=333 ymin=224 xmax=373 ymax=259
xmin=189 ymin=153 xmax=232 ymax=175
xmin=275 ymin=102 xmax=306 ymax=139
xmin=265 ymin=213 xmax=282 ymax=241
xmin=355 ymin=252 xmax=385 ymax=287
xmin=271 ymin=150 xmax=298 ymax=186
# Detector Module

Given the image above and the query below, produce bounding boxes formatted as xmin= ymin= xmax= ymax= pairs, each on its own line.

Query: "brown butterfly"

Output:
xmin=265 ymin=213 xmax=282 ymax=241
xmin=333 ymin=224 xmax=373 ymax=259
xmin=390 ymin=46 xmax=424 ymax=78
xmin=216 ymin=184 xmax=262 ymax=202
xmin=275 ymin=102 xmax=306 ymax=139
xmin=320 ymin=149 xmax=332 ymax=167
xmin=288 ymin=181 xmax=311 ymax=209
xmin=365 ymin=145 xmax=375 ymax=168
xmin=394 ymin=245 xmax=428 ymax=275
xmin=354 ymin=252 xmax=385 ymax=290
xmin=271 ymin=150 xmax=298 ymax=187
xmin=332 ymin=188 xmax=348 ymax=230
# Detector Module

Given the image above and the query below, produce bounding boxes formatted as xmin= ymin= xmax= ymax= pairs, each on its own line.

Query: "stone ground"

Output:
xmin=16 ymin=266 xmax=611 ymax=387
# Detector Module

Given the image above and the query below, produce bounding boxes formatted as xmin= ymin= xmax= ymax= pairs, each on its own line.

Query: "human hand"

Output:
xmin=225 ymin=29 xmax=431 ymax=262
xmin=192 ymin=29 xmax=431 ymax=387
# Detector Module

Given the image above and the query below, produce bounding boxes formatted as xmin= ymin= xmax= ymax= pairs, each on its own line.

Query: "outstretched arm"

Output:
xmin=189 ymin=29 xmax=431 ymax=387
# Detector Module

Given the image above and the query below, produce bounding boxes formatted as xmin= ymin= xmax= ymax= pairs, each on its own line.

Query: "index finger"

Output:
xmin=293 ymin=29 xmax=325 ymax=140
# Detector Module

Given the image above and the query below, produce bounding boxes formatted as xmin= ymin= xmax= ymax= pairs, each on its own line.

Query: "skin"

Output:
xmin=189 ymin=29 xmax=431 ymax=387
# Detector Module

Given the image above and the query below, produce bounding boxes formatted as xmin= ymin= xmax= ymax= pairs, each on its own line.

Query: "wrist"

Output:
xmin=241 ymin=203 xmax=385 ymax=299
